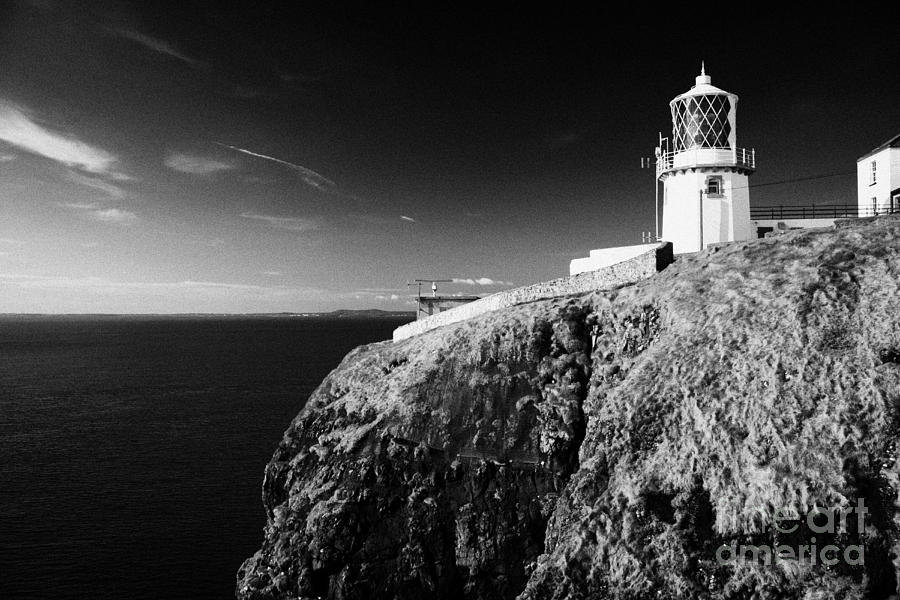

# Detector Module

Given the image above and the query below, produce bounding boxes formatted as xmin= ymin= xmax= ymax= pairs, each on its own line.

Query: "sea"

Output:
xmin=0 ymin=315 xmax=411 ymax=600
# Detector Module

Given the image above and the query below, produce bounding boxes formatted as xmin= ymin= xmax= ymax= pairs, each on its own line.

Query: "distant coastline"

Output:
xmin=0 ymin=309 xmax=416 ymax=320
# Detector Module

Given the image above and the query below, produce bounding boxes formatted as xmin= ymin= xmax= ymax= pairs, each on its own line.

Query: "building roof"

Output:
xmin=418 ymin=295 xmax=481 ymax=302
xmin=671 ymin=65 xmax=736 ymax=102
xmin=857 ymin=133 xmax=900 ymax=162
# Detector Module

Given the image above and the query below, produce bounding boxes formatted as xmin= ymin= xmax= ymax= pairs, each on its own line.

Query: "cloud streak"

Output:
xmin=0 ymin=274 xmax=332 ymax=313
xmin=0 ymin=273 xmax=313 ymax=292
xmin=165 ymin=152 xmax=234 ymax=175
xmin=346 ymin=289 xmax=413 ymax=304
xmin=59 ymin=202 xmax=138 ymax=224
xmin=452 ymin=277 xmax=514 ymax=286
xmin=0 ymin=273 xmax=326 ymax=298
xmin=66 ymin=170 xmax=126 ymax=199
xmin=400 ymin=215 xmax=416 ymax=223
xmin=113 ymin=29 xmax=203 ymax=69
xmin=240 ymin=212 xmax=319 ymax=232
xmin=215 ymin=142 xmax=336 ymax=193
xmin=0 ymin=101 xmax=122 ymax=176
xmin=92 ymin=208 xmax=137 ymax=223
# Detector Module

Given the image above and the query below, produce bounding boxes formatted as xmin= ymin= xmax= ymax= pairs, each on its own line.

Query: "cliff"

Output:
xmin=237 ymin=215 xmax=900 ymax=600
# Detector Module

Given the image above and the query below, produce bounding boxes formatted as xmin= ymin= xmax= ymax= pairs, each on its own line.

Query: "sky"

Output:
xmin=0 ymin=2 xmax=898 ymax=313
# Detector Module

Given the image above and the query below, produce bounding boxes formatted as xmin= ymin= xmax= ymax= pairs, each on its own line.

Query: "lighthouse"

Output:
xmin=656 ymin=65 xmax=755 ymax=253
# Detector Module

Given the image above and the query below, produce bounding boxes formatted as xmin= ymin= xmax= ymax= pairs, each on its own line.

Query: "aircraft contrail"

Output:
xmin=214 ymin=142 xmax=336 ymax=190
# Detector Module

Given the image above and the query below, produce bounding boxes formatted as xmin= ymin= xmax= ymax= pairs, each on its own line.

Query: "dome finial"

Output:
xmin=694 ymin=61 xmax=711 ymax=87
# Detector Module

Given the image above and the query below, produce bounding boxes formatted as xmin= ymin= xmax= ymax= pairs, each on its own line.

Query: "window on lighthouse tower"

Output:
xmin=706 ymin=176 xmax=723 ymax=197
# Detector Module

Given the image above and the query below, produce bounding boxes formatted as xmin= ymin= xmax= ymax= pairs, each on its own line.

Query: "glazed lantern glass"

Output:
xmin=671 ymin=94 xmax=732 ymax=151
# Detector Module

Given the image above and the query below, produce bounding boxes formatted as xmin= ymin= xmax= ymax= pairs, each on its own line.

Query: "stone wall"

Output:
xmin=393 ymin=242 xmax=673 ymax=341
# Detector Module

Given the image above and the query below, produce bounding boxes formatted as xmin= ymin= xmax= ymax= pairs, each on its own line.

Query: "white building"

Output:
xmin=656 ymin=66 xmax=755 ymax=254
xmin=570 ymin=66 xmax=755 ymax=274
xmin=857 ymin=134 xmax=900 ymax=216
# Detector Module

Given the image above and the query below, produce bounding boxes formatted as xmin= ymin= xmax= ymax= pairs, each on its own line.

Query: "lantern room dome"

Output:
xmin=671 ymin=63 xmax=735 ymax=101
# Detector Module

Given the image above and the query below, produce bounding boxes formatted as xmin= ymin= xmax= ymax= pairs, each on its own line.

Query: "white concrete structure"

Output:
xmin=857 ymin=134 xmax=900 ymax=216
xmin=570 ymin=243 xmax=658 ymax=275
xmin=656 ymin=66 xmax=755 ymax=253
xmin=752 ymin=217 xmax=839 ymax=238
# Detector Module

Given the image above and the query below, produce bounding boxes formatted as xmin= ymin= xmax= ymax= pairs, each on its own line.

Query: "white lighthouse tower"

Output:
xmin=656 ymin=65 xmax=755 ymax=253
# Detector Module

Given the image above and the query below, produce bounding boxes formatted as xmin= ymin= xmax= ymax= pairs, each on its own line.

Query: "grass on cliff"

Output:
xmin=522 ymin=216 xmax=900 ymax=599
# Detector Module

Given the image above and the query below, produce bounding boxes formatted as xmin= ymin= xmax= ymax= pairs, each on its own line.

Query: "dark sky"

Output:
xmin=1 ymin=2 xmax=897 ymax=312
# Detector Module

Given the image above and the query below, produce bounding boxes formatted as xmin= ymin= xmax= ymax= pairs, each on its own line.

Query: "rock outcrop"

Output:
xmin=237 ymin=216 xmax=900 ymax=600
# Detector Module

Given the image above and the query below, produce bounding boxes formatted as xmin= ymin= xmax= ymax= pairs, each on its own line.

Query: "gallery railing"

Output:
xmin=656 ymin=147 xmax=755 ymax=176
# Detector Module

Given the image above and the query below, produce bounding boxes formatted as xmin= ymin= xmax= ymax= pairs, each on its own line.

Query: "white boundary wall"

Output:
xmin=393 ymin=242 xmax=673 ymax=341
xmin=570 ymin=243 xmax=660 ymax=275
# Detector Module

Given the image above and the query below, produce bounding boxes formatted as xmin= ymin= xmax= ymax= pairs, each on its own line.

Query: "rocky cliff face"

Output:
xmin=237 ymin=216 xmax=900 ymax=600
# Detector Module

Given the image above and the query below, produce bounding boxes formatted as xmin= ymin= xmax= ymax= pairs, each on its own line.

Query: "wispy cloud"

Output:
xmin=0 ymin=274 xmax=331 ymax=313
xmin=262 ymin=271 xmax=282 ymax=276
xmin=452 ymin=277 xmax=514 ymax=286
xmin=347 ymin=213 xmax=395 ymax=225
xmin=92 ymin=208 xmax=137 ymax=223
xmin=113 ymin=29 xmax=203 ymax=69
xmin=59 ymin=202 xmax=100 ymax=210
xmin=0 ymin=153 xmax=16 ymax=162
xmin=0 ymin=101 xmax=123 ymax=177
xmin=356 ymin=287 xmax=403 ymax=293
xmin=240 ymin=212 xmax=319 ymax=232
xmin=66 ymin=170 xmax=126 ymax=199
xmin=351 ymin=213 xmax=416 ymax=225
xmin=0 ymin=238 xmax=26 ymax=245
xmin=215 ymin=142 xmax=336 ymax=193
xmin=165 ymin=152 xmax=234 ymax=175
xmin=60 ymin=202 xmax=137 ymax=224
xmin=0 ymin=274 xmax=324 ymax=295
xmin=347 ymin=289 xmax=409 ymax=303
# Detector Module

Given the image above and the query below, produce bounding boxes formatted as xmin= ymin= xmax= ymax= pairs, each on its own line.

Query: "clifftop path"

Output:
xmin=238 ymin=215 xmax=900 ymax=600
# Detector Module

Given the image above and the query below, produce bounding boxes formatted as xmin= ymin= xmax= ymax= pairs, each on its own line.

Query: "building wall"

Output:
xmin=730 ymin=174 xmax=752 ymax=241
xmin=662 ymin=171 xmax=703 ymax=253
xmin=661 ymin=169 xmax=751 ymax=254
xmin=857 ymin=148 xmax=900 ymax=213
xmin=570 ymin=242 xmax=660 ymax=275
xmin=394 ymin=242 xmax=674 ymax=341
xmin=895 ymin=149 xmax=900 ymax=196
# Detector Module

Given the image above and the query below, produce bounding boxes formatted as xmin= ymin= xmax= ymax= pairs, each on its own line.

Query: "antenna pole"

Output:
xmin=655 ymin=133 xmax=660 ymax=241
